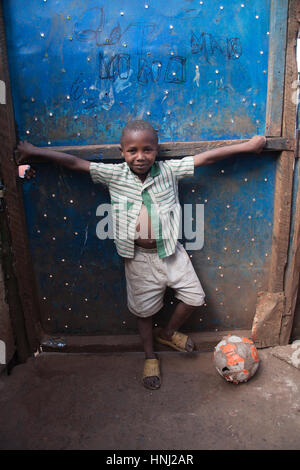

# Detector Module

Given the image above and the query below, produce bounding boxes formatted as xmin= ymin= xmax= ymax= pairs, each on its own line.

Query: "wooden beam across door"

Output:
xmin=14 ymin=136 xmax=295 ymax=164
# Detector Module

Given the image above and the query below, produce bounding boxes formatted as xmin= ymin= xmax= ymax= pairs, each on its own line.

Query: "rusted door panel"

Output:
xmin=22 ymin=155 xmax=275 ymax=335
xmin=2 ymin=0 xmax=290 ymax=336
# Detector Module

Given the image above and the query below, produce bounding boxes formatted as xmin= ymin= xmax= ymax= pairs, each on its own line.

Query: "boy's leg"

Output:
xmin=138 ymin=316 xmax=156 ymax=359
xmin=156 ymin=242 xmax=205 ymax=352
xmin=125 ymin=250 xmax=165 ymax=390
xmin=158 ymin=302 xmax=197 ymax=352
xmin=138 ymin=316 xmax=160 ymax=389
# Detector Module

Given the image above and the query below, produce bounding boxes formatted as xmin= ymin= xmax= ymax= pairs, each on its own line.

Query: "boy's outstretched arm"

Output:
xmin=16 ymin=141 xmax=90 ymax=172
xmin=193 ymin=135 xmax=266 ymax=167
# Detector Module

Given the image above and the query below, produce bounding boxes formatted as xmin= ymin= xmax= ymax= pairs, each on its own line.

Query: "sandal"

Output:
xmin=142 ymin=358 xmax=161 ymax=390
xmin=154 ymin=328 xmax=194 ymax=353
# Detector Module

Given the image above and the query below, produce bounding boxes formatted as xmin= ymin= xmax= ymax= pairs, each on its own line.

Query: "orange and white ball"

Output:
xmin=214 ymin=334 xmax=260 ymax=384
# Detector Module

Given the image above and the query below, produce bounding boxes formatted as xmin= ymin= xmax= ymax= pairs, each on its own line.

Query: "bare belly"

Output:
xmin=135 ymin=203 xmax=157 ymax=249
xmin=135 ymin=238 xmax=157 ymax=248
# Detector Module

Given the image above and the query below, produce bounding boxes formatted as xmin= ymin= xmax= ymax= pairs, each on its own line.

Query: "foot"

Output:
xmin=142 ymin=354 xmax=161 ymax=390
xmin=155 ymin=328 xmax=194 ymax=352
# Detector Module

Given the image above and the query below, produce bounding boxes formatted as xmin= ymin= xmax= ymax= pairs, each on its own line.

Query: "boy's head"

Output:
xmin=120 ymin=120 xmax=158 ymax=178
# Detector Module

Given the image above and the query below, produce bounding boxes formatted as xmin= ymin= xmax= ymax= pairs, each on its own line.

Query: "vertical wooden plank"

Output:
xmin=281 ymin=132 xmax=300 ymax=343
xmin=267 ymin=0 xmax=298 ymax=294
xmin=0 ymin=0 xmax=42 ymax=358
xmin=252 ymin=0 xmax=298 ymax=347
xmin=270 ymin=0 xmax=299 ymax=343
xmin=267 ymin=152 xmax=295 ymax=293
xmin=265 ymin=0 xmax=289 ymax=136
xmin=0 ymin=259 xmax=15 ymax=373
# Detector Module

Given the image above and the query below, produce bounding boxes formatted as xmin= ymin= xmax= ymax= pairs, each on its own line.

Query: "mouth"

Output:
xmin=134 ymin=164 xmax=148 ymax=170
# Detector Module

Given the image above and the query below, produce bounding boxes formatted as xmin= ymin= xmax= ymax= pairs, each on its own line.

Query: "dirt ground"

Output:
xmin=0 ymin=347 xmax=299 ymax=450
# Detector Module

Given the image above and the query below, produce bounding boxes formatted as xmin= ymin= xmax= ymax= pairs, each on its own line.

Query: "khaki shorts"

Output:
xmin=125 ymin=242 xmax=205 ymax=318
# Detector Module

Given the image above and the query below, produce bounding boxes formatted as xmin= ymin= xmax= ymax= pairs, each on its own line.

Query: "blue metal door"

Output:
xmin=2 ymin=0 xmax=290 ymax=336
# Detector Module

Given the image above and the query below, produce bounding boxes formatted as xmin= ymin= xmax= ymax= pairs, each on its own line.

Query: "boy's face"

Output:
xmin=121 ymin=129 xmax=158 ymax=178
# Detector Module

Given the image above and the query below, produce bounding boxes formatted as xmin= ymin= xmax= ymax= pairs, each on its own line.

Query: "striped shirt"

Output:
xmin=89 ymin=156 xmax=195 ymax=258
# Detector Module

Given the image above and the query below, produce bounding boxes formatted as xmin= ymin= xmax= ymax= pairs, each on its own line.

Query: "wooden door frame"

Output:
xmin=0 ymin=0 xmax=299 ymax=355
xmin=0 ymin=0 xmax=42 ymax=362
xmin=252 ymin=0 xmax=299 ymax=347
xmin=278 ymin=0 xmax=300 ymax=345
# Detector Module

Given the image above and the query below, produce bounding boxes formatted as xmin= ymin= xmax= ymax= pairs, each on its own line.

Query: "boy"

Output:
xmin=17 ymin=120 xmax=266 ymax=390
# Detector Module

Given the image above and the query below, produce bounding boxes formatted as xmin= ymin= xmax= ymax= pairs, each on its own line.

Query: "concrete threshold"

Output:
xmin=40 ymin=329 xmax=252 ymax=353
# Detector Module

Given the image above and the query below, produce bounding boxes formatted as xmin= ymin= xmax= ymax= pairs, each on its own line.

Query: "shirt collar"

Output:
xmin=126 ymin=161 xmax=160 ymax=181
xmin=150 ymin=161 xmax=160 ymax=177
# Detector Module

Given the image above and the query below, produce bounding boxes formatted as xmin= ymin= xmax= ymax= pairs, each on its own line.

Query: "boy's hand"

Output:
xmin=16 ymin=140 xmax=37 ymax=164
xmin=245 ymin=135 xmax=266 ymax=154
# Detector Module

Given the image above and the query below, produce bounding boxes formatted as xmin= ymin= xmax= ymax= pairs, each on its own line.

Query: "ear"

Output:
xmin=119 ymin=146 xmax=124 ymax=157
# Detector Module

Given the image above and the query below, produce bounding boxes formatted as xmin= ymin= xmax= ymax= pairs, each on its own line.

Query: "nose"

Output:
xmin=136 ymin=151 xmax=145 ymax=161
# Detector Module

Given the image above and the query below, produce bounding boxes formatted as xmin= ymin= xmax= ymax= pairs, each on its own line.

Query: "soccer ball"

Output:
xmin=214 ymin=334 xmax=260 ymax=384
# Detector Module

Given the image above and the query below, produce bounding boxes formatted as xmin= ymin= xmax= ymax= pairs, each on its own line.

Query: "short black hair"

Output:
xmin=121 ymin=120 xmax=158 ymax=146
